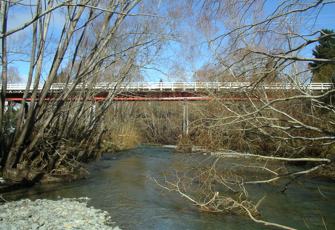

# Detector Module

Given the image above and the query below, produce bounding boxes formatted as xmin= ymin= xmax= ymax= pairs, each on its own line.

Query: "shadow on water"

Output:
xmin=3 ymin=146 xmax=335 ymax=230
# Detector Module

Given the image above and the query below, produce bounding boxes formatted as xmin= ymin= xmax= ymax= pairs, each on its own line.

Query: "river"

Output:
xmin=3 ymin=146 xmax=335 ymax=229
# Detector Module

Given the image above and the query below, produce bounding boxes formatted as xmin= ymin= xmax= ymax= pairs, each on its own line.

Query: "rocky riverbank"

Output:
xmin=0 ymin=198 xmax=120 ymax=230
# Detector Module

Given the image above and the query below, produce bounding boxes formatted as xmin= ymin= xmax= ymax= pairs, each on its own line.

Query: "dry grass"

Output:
xmin=102 ymin=121 xmax=142 ymax=151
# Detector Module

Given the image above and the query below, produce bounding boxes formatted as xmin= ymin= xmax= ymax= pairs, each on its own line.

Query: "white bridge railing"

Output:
xmin=3 ymin=82 xmax=334 ymax=92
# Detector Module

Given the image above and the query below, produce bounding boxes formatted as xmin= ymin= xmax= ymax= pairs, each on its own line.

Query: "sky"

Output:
xmin=5 ymin=0 xmax=335 ymax=83
xmin=141 ymin=0 xmax=335 ymax=81
xmin=7 ymin=1 xmax=68 ymax=83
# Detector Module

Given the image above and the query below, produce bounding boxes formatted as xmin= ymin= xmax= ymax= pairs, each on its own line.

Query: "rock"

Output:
xmin=31 ymin=223 xmax=39 ymax=230
xmin=0 ymin=198 xmax=120 ymax=230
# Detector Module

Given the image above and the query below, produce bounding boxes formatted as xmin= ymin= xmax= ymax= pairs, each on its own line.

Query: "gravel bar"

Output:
xmin=0 ymin=198 xmax=120 ymax=230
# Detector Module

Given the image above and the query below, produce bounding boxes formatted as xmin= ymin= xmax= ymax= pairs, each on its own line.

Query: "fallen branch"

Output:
xmin=212 ymin=151 xmax=331 ymax=163
xmin=152 ymin=176 xmax=296 ymax=230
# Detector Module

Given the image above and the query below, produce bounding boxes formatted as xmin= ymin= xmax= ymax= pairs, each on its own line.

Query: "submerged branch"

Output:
xmin=212 ymin=151 xmax=331 ymax=163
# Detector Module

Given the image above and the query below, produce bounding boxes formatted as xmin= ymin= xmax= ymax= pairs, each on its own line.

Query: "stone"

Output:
xmin=0 ymin=198 xmax=120 ymax=230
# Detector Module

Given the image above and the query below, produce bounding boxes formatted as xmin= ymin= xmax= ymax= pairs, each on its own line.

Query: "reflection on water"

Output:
xmin=4 ymin=146 xmax=335 ymax=230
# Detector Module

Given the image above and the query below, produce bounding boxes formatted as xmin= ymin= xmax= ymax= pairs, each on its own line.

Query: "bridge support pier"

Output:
xmin=182 ymin=101 xmax=189 ymax=135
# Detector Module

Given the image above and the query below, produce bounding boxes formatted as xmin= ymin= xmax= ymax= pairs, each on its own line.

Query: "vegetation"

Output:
xmin=0 ymin=0 xmax=165 ymax=183
xmin=310 ymin=29 xmax=335 ymax=82
xmin=1 ymin=0 xmax=335 ymax=229
xmin=154 ymin=1 xmax=335 ymax=229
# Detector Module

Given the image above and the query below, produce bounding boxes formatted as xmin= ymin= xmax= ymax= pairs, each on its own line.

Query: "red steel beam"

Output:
xmin=5 ymin=96 xmax=263 ymax=102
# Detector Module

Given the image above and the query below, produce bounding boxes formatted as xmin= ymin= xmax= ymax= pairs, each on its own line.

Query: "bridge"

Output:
xmin=3 ymin=82 xmax=333 ymax=102
xmin=3 ymin=81 xmax=333 ymax=135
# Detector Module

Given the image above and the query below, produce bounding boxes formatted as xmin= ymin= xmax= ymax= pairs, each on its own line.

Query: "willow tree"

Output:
xmin=155 ymin=1 xmax=335 ymax=229
xmin=0 ymin=0 xmax=164 ymax=183
xmin=193 ymin=0 xmax=335 ymax=157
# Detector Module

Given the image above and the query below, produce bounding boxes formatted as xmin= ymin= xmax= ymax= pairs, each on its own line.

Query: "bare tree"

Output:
xmin=0 ymin=0 xmax=166 ymax=183
xmin=195 ymin=0 xmax=335 ymax=157
xmin=7 ymin=66 xmax=20 ymax=83
xmin=154 ymin=0 xmax=335 ymax=229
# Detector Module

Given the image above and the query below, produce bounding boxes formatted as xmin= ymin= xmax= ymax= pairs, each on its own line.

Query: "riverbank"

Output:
xmin=0 ymin=198 xmax=120 ymax=230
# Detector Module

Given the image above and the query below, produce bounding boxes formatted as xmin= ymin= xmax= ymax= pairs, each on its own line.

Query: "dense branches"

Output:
xmin=0 ymin=0 xmax=165 ymax=183
xmin=154 ymin=1 xmax=335 ymax=229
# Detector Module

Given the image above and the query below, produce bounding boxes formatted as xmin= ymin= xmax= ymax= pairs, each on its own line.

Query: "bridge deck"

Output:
xmin=3 ymin=82 xmax=333 ymax=92
xmin=2 ymin=82 xmax=333 ymax=102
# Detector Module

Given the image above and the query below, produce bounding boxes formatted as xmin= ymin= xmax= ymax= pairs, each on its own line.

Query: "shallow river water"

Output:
xmin=4 ymin=146 xmax=335 ymax=230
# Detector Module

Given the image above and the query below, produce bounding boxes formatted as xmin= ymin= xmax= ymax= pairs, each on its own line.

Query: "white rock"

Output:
xmin=0 ymin=198 xmax=120 ymax=230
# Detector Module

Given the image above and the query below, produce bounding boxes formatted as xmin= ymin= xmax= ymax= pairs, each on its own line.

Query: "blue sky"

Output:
xmin=6 ymin=1 xmax=335 ymax=83
xmin=8 ymin=2 xmax=67 ymax=82
xmin=142 ymin=0 xmax=335 ymax=81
